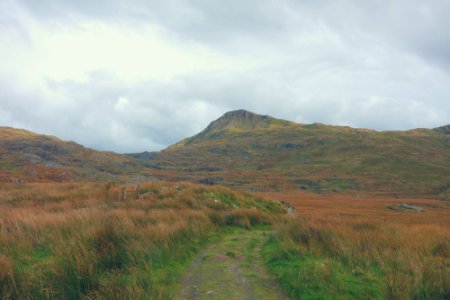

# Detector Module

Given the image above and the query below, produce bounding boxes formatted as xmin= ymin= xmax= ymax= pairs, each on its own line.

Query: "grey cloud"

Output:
xmin=15 ymin=0 xmax=287 ymax=38
xmin=14 ymin=0 xmax=450 ymax=70
xmin=290 ymin=1 xmax=450 ymax=72
xmin=1 ymin=59 xmax=449 ymax=153
xmin=1 ymin=0 xmax=450 ymax=152
xmin=17 ymin=0 xmax=450 ymax=80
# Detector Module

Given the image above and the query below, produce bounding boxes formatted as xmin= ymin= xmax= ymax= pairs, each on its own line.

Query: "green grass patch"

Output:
xmin=262 ymin=235 xmax=384 ymax=300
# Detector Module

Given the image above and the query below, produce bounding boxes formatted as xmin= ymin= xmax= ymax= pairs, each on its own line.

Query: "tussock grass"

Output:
xmin=0 ymin=182 xmax=283 ymax=299
xmin=262 ymin=192 xmax=450 ymax=299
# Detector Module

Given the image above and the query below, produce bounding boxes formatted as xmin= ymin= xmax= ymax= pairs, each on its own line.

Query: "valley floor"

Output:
xmin=1 ymin=182 xmax=448 ymax=299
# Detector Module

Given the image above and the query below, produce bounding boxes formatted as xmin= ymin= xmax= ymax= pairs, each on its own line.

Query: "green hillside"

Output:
xmin=2 ymin=111 xmax=449 ymax=198
xmin=0 ymin=127 xmax=148 ymax=182
xmin=142 ymin=110 xmax=450 ymax=198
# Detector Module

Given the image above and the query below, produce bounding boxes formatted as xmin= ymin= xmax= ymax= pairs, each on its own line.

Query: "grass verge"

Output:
xmin=263 ymin=216 xmax=450 ymax=299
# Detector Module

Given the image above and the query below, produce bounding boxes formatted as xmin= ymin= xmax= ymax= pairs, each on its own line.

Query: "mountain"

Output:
xmin=169 ymin=109 xmax=293 ymax=149
xmin=0 ymin=127 xmax=149 ymax=182
xmin=142 ymin=110 xmax=450 ymax=198
xmin=2 ymin=111 xmax=449 ymax=198
xmin=434 ymin=124 xmax=450 ymax=135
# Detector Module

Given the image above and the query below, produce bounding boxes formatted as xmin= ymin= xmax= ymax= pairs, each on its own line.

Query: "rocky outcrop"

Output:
xmin=388 ymin=203 xmax=425 ymax=212
xmin=204 ymin=109 xmax=272 ymax=132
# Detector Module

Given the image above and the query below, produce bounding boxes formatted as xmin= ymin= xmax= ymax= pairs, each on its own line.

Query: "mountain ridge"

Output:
xmin=1 ymin=112 xmax=449 ymax=199
xmin=166 ymin=110 xmax=448 ymax=151
xmin=433 ymin=124 xmax=450 ymax=134
xmin=0 ymin=126 xmax=149 ymax=182
xmin=146 ymin=110 xmax=450 ymax=198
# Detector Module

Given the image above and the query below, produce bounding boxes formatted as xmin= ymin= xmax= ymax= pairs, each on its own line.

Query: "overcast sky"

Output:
xmin=1 ymin=0 xmax=449 ymax=152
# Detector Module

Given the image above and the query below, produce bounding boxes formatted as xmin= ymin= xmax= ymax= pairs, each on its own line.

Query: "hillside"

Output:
xmin=140 ymin=110 xmax=450 ymax=198
xmin=2 ymin=112 xmax=449 ymax=198
xmin=0 ymin=127 xmax=148 ymax=182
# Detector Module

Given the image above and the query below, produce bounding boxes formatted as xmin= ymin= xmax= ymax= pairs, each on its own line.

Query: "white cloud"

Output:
xmin=114 ymin=96 xmax=129 ymax=111
xmin=3 ymin=20 xmax=259 ymax=85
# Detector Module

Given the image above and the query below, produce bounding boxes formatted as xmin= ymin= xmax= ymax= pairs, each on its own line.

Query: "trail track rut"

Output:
xmin=176 ymin=230 xmax=289 ymax=300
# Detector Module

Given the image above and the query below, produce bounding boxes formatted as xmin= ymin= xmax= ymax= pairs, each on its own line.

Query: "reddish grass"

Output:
xmin=259 ymin=190 xmax=450 ymax=299
xmin=0 ymin=181 xmax=282 ymax=299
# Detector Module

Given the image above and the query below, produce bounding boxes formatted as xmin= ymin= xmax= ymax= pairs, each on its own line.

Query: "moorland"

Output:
xmin=0 ymin=110 xmax=449 ymax=299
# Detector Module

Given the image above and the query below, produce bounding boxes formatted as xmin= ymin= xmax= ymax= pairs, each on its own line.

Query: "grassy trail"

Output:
xmin=176 ymin=229 xmax=289 ymax=300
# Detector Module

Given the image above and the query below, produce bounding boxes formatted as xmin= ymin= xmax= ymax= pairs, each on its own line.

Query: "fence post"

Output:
xmin=135 ymin=184 xmax=140 ymax=199
xmin=121 ymin=187 xmax=126 ymax=201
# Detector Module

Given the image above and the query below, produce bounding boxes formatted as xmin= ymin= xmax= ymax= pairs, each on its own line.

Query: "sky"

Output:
xmin=1 ymin=0 xmax=449 ymax=153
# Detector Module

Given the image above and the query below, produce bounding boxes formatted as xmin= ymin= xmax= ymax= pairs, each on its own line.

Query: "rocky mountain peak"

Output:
xmin=204 ymin=110 xmax=272 ymax=132
xmin=220 ymin=109 xmax=270 ymax=121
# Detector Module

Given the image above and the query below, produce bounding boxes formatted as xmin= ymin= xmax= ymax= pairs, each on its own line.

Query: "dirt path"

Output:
xmin=176 ymin=230 xmax=289 ymax=300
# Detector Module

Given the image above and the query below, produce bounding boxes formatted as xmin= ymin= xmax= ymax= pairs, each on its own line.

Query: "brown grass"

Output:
xmin=260 ymin=191 xmax=450 ymax=299
xmin=0 ymin=181 xmax=282 ymax=299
